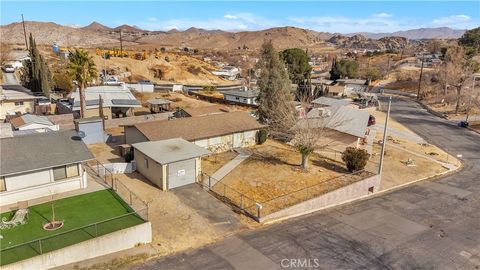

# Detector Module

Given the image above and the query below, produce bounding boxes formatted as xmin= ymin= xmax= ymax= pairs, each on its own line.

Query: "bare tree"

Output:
xmin=0 ymin=43 xmax=12 ymax=66
xmin=444 ymin=46 xmax=472 ymax=114
xmin=274 ymin=94 xmax=350 ymax=169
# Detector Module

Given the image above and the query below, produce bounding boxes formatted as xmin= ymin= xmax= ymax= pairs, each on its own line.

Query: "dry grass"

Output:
xmin=201 ymin=151 xmax=238 ymax=175
xmin=134 ymin=91 xmax=214 ymax=110
xmin=218 ymin=140 xmax=351 ymax=206
xmin=369 ymin=144 xmax=449 ymax=190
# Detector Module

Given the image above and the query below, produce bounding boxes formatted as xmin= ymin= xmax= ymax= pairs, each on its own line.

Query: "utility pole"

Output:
xmin=417 ymin=53 xmax=425 ymax=100
xmin=21 ymin=14 xmax=28 ymax=50
xmin=379 ymin=96 xmax=392 ymax=176
xmin=386 ymin=56 xmax=391 ymax=79
xmin=119 ymin=29 xmax=123 ymax=58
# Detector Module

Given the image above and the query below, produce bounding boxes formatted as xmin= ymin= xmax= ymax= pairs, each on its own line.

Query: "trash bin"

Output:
xmin=459 ymin=121 xmax=469 ymax=128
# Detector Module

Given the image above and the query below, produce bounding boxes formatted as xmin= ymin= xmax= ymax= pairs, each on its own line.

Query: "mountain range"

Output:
xmin=0 ymin=21 xmax=467 ymax=49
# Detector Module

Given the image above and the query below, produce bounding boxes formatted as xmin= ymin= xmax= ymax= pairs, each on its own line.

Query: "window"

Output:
xmin=0 ymin=177 xmax=6 ymax=192
xmin=144 ymin=158 xmax=149 ymax=168
xmin=14 ymin=101 xmax=24 ymax=106
xmin=53 ymin=164 xmax=79 ymax=181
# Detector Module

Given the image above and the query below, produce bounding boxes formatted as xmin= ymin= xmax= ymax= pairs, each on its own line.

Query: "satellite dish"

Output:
xmin=71 ymin=130 xmax=86 ymax=141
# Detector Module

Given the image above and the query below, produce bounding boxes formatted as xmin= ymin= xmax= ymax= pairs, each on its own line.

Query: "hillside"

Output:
xmin=351 ymin=27 xmax=465 ymax=40
xmin=0 ymin=21 xmax=466 ymax=50
xmin=0 ymin=21 xmax=133 ymax=47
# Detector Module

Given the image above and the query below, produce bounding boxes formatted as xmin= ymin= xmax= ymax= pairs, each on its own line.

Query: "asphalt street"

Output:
xmin=133 ymin=96 xmax=480 ymax=270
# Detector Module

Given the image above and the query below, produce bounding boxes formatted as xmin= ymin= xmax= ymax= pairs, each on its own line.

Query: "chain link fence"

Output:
xmin=85 ymin=160 xmax=149 ymax=221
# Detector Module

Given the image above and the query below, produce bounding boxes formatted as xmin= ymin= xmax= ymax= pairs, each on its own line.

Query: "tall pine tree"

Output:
xmin=256 ymin=41 xmax=295 ymax=130
xmin=20 ymin=33 xmax=51 ymax=97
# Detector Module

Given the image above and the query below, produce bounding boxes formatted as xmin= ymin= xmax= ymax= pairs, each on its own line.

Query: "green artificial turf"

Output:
xmin=0 ymin=189 xmax=144 ymax=265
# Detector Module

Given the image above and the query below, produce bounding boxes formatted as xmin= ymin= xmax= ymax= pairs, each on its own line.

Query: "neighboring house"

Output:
xmin=0 ymin=85 xmax=43 ymax=120
xmin=6 ymin=50 xmax=30 ymax=69
xmin=336 ymin=79 xmax=368 ymax=95
xmin=302 ymin=105 xmax=370 ymax=152
xmin=74 ymin=117 xmax=107 ymax=145
xmin=223 ymin=90 xmax=259 ymax=105
xmin=212 ymin=66 xmax=240 ymax=80
xmin=312 ymin=97 xmax=351 ymax=108
xmin=125 ymin=111 xmax=266 ymax=153
xmin=132 ymin=138 xmax=210 ymax=190
xmin=9 ymin=114 xmax=59 ymax=133
xmin=67 ymin=84 xmax=141 ymax=119
xmin=0 ymin=130 xmax=94 ymax=206
xmin=173 ymin=105 xmax=231 ymax=118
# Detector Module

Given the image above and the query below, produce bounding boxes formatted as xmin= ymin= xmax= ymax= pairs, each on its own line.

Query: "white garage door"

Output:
xmin=167 ymin=159 xmax=196 ymax=189
xmin=233 ymin=133 xmax=243 ymax=148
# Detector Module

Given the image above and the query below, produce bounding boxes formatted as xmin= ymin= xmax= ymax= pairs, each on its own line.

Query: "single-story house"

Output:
xmin=312 ymin=97 xmax=351 ymax=108
xmin=173 ymin=104 xmax=231 ymax=118
xmin=223 ymin=89 xmax=259 ymax=105
xmin=336 ymin=79 xmax=368 ymax=95
xmin=125 ymin=111 xmax=266 ymax=153
xmin=212 ymin=66 xmax=240 ymax=80
xmin=0 ymin=130 xmax=94 ymax=206
xmin=6 ymin=50 xmax=30 ymax=69
xmin=0 ymin=85 xmax=44 ymax=120
xmin=9 ymin=114 xmax=59 ymax=133
xmin=300 ymin=106 xmax=370 ymax=152
xmin=69 ymin=84 xmax=141 ymax=119
xmin=132 ymin=138 xmax=210 ymax=190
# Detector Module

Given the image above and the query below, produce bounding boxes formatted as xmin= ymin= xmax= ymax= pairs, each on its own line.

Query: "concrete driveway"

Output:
xmin=132 ymin=96 xmax=480 ymax=269
xmin=172 ymin=184 xmax=246 ymax=232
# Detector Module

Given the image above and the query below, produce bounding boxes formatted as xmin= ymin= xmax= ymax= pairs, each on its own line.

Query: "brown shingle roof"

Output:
xmin=182 ymin=105 xmax=232 ymax=117
xmin=9 ymin=116 xmax=26 ymax=128
xmin=134 ymin=111 xmax=266 ymax=141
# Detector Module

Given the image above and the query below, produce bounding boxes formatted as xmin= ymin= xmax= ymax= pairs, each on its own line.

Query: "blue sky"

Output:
xmin=1 ymin=1 xmax=479 ymax=33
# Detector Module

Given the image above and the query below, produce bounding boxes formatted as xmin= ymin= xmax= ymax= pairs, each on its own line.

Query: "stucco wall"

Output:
xmin=259 ymin=174 xmax=380 ymax=223
xmin=319 ymin=130 xmax=359 ymax=152
xmin=134 ymin=150 xmax=165 ymax=189
xmin=0 ymin=100 xmax=35 ymax=120
xmin=1 ymin=164 xmax=86 ymax=206
xmin=2 ymin=222 xmax=152 ymax=270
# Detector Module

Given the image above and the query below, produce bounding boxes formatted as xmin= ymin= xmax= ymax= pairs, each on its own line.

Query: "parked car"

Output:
xmin=368 ymin=115 xmax=376 ymax=126
xmin=2 ymin=64 xmax=15 ymax=73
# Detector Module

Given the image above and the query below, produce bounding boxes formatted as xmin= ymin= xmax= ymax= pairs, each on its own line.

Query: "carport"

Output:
xmin=132 ymin=138 xmax=210 ymax=190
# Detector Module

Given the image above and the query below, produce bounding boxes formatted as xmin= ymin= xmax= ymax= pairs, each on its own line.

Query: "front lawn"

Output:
xmin=0 ymin=189 xmax=144 ymax=265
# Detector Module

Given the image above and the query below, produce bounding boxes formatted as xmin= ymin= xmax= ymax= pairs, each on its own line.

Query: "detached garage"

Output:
xmin=132 ymin=138 xmax=210 ymax=190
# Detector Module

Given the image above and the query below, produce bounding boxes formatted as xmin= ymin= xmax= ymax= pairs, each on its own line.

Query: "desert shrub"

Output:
xmin=202 ymin=85 xmax=217 ymax=93
xmin=187 ymin=65 xmax=202 ymax=75
xmin=341 ymin=147 xmax=370 ymax=172
xmin=256 ymin=129 xmax=268 ymax=144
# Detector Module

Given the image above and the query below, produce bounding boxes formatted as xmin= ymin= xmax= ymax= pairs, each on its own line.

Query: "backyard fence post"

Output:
xmin=208 ymin=176 xmax=211 ymax=189
xmin=95 ymin=223 xmax=98 ymax=237
xmin=130 ymin=192 xmax=132 ymax=205
xmin=96 ymin=161 xmax=100 ymax=176
xmin=240 ymin=195 xmax=244 ymax=209
xmin=38 ymin=239 xmax=43 ymax=254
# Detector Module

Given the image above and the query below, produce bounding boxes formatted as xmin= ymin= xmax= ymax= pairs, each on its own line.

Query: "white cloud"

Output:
xmin=373 ymin=13 xmax=393 ymax=18
xmin=137 ymin=13 xmax=276 ymax=32
xmin=224 ymin=14 xmax=238 ymax=20
xmin=432 ymin=14 xmax=470 ymax=25
xmin=147 ymin=17 xmax=158 ymax=22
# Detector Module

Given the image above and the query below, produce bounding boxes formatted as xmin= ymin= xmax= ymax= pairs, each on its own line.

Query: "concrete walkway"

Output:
xmin=211 ymin=149 xmax=251 ymax=181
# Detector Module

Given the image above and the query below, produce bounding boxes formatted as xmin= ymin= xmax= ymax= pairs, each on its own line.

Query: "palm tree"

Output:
xmin=68 ymin=49 xmax=97 ymax=118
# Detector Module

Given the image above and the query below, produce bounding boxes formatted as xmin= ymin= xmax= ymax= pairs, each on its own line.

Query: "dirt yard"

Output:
xmin=201 ymin=151 xmax=238 ymax=175
xmin=133 ymin=91 xmax=215 ymax=111
xmin=219 ymin=140 xmax=352 ymax=203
